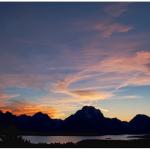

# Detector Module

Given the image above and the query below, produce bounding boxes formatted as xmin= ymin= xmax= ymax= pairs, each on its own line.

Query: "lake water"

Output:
xmin=22 ymin=134 xmax=143 ymax=144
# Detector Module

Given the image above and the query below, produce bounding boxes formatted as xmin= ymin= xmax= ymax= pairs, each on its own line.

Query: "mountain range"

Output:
xmin=0 ymin=106 xmax=150 ymax=135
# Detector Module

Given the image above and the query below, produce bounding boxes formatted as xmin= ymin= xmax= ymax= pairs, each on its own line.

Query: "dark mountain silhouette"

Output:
xmin=129 ymin=114 xmax=150 ymax=134
xmin=32 ymin=112 xmax=50 ymax=120
xmin=0 ymin=106 xmax=150 ymax=135
xmin=63 ymin=106 xmax=128 ymax=135
xmin=64 ymin=106 xmax=107 ymax=135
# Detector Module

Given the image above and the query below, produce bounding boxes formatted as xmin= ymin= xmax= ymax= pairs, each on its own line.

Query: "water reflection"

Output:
xmin=22 ymin=134 xmax=142 ymax=144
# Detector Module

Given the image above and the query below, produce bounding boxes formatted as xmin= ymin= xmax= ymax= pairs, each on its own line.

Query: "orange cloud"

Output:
xmin=53 ymin=68 xmax=113 ymax=101
xmin=0 ymin=100 xmax=57 ymax=118
xmin=70 ymin=89 xmax=112 ymax=101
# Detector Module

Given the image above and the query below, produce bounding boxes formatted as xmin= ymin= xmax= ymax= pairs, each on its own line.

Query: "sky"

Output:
xmin=0 ymin=2 xmax=150 ymax=121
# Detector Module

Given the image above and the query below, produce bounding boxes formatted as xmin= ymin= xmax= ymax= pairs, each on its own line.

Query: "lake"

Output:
xmin=22 ymin=134 xmax=144 ymax=144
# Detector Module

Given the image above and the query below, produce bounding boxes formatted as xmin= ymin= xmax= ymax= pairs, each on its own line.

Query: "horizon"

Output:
xmin=0 ymin=105 xmax=149 ymax=122
xmin=0 ymin=2 xmax=150 ymax=122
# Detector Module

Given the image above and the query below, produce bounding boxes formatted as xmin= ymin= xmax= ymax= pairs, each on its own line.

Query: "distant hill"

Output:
xmin=0 ymin=106 xmax=150 ymax=135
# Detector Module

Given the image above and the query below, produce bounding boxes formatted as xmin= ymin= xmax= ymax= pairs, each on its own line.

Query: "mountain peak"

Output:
xmin=82 ymin=106 xmax=96 ymax=111
xmin=32 ymin=112 xmax=50 ymax=120
xmin=67 ymin=106 xmax=104 ymax=121
xmin=135 ymin=114 xmax=149 ymax=118
xmin=5 ymin=111 xmax=14 ymax=117
xmin=81 ymin=106 xmax=104 ymax=117
xmin=130 ymin=114 xmax=150 ymax=123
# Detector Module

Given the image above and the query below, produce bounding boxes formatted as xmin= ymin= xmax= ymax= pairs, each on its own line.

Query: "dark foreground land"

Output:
xmin=0 ymin=135 xmax=150 ymax=148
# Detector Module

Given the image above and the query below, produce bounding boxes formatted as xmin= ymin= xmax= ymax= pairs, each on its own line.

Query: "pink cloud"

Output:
xmin=100 ymin=51 xmax=150 ymax=73
xmin=54 ymin=51 xmax=150 ymax=100
xmin=0 ymin=93 xmax=18 ymax=100
xmin=94 ymin=21 xmax=132 ymax=37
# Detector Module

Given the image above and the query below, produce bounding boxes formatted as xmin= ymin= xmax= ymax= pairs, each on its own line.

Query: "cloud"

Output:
xmin=146 ymin=63 xmax=150 ymax=69
xmin=111 ymin=95 xmax=141 ymax=100
xmin=70 ymin=89 xmax=112 ymax=101
xmin=99 ymin=51 xmax=150 ymax=89
xmin=104 ymin=3 xmax=130 ymax=17
xmin=0 ymin=93 xmax=18 ymax=100
xmin=0 ymin=92 xmax=57 ymax=117
xmin=121 ymin=95 xmax=140 ymax=100
xmin=94 ymin=21 xmax=132 ymax=38
xmin=54 ymin=79 xmax=113 ymax=101
xmin=53 ymin=66 xmax=113 ymax=101
xmin=78 ymin=3 xmax=132 ymax=38
xmin=0 ymin=74 xmax=60 ymax=92
xmin=0 ymin=99 xmax=57 ymax=118
xmin=54 ymin=51 xmax=150 ymax=101
xmin=119 ymin=74 xmax=150 ymax=88
xmin=73 ymin=14 xmax=132 ymax=38
xmin=100 ymin=51 xmax=150 ymax=73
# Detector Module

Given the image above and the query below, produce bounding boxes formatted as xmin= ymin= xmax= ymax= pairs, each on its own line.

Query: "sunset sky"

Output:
xmin=0 ymin=2 xmax=150 ymax=121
